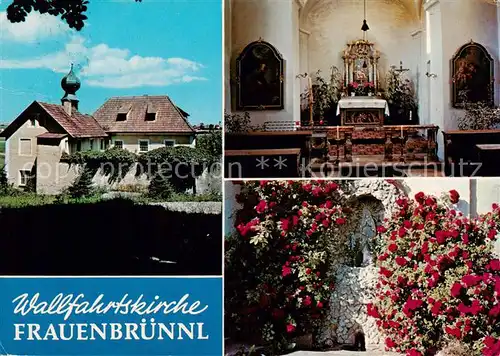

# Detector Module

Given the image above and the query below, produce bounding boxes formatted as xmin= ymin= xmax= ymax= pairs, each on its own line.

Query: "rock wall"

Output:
xmin=320 ymin=179 xmax=404 ymax=348
xmin=37 ymin=161 xmax=222 ymax=195
xmin=328 ymin=265 xmax=381 ymax=347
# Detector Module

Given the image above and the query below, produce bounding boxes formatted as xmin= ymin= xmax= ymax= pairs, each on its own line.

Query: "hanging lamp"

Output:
xmin=361 ymin=0 xmax=370 ymax=33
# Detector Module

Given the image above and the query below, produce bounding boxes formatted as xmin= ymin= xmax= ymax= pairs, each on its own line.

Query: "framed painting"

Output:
xmin=235 ymin=40 xmax=284 ymax=110
xmin=451 ymin=41 xmax=494 ymax=107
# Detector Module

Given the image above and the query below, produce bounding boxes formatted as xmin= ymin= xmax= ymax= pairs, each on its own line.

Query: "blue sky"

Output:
xmin=0 ymin=0 xmax=222 ymax=125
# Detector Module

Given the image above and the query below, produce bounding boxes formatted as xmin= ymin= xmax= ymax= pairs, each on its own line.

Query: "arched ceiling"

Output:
xmin=298 ymin=0 xmax=424 ymax=22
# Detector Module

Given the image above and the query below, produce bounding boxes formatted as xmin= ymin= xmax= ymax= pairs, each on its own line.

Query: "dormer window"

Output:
xmin=146 ymin=103 xmax=157 ymax=121
xmin=145 ymin=112 xmax=156 ymax=121
xmin=116 ymin=113 xmax=127 ymax=121
xmin=116 ymin=104 xmax=131 ymax=121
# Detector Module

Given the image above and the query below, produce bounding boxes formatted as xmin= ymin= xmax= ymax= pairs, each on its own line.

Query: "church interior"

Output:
xmin=224 ymin=0 xmax=500 ymax=178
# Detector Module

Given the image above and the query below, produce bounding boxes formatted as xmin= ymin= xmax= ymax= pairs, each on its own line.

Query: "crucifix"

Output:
xmin=394 ymin=61 xmax=409 ymax=74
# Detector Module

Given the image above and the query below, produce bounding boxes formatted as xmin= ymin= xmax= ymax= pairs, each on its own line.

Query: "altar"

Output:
xmin=336 ymin=96 xmax=389 ymax=126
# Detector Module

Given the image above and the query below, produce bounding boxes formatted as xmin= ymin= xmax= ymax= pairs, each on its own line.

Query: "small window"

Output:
xmin=19 ymin=138 xmax=32 ymax=156
xmin=139 ymin=140 xmax=149 ymax=152
xmin=116 ymin=113 xmax=127 ymax=121
xmin=114 ymin=140 xmax=123 ymax=149
xmin=76 ymin=141 xmax=82 ymax=152
xmin=145 ymin=112 xmax=156 ymax=121
xmin=164 ymin=140 xmax=175 ymax=147
xmin=29 ymin=118 xmax=36 ymax=127
xmin=89 ymin=139 xmax=94 ymax=150
xmin=19 ymin=170 xmax=31 ymax=187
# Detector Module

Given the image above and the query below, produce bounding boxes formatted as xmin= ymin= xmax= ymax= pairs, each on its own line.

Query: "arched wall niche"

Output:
xmin=298 ymin=0 xmax=424 ymax=90
xmin=343 ymin=195 xmax=385 ymax=268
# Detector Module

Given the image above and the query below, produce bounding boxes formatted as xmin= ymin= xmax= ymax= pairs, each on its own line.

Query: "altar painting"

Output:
xmin=451 ymin=41 xmax=494 ymax=107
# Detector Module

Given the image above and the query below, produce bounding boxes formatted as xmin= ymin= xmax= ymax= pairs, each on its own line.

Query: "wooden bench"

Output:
xmin=476 ymin=144 xmax=500 ymax=176
xmin=225 ymin=148 xmax=301 ymax=178
xmin=443 ymin=130 xmax=500 ymax=176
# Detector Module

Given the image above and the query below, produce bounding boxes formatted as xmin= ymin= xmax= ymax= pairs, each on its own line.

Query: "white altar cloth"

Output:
xmin=336 ymin=97 xmax=390 ymax=116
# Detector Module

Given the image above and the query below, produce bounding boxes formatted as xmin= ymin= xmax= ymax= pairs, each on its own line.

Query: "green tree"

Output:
xmin=0 ymin=165 xmax=8 ymax=194
xmin=148 ymin=169 xmax=174 ymax=200
xmin=68 ymin=167 xmax=94 ymax=199
xmin=6 ymin=0 xmax=142 ymax=31
xmin=196 ymin=129 xmax=222 ymax=159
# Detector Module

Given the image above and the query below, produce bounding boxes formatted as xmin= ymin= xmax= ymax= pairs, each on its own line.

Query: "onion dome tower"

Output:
xmin=61 ymin=64 xmax=81 ymax=115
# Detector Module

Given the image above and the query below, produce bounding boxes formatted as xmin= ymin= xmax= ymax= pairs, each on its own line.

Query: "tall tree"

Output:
xmin=6 ymin=0 xmax=142 ymax=31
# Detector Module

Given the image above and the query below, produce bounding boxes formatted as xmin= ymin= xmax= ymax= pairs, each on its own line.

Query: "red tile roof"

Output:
xmin=37 ymin=132 xmax=68 ymax=139
xmin=38 ymin=102 xmax=108 ymax=138
xmin=92 ymin=96 xmax=194 ymax=134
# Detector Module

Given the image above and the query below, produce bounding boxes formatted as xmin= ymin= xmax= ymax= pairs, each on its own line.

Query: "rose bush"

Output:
xmin=225 ymin=180 xmax=350 ymax=351
xmin=368 ymin=190 xmax=500 ymax=356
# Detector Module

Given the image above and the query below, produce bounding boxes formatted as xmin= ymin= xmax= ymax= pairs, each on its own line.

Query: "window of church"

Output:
xmin=19 ymin=138 xmax=32 ymax=156
xmin=19 ymin=170 xmax=30 ymax=187
xmin=139 ymin=140 xmax=149 ymax=152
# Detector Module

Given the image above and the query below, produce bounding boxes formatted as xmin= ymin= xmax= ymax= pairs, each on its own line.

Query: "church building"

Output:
xmin=224 ymin=0 xmax=500 ymax=178
xmin=0 ymin=66 xmax=196 ymax=193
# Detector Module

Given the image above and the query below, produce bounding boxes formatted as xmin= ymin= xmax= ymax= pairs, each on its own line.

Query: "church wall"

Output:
xmin=6 ymin=119 xmax=47 ymax=188
xmin=230 ymin=0 xmax=299 ymax=126
xmin=439 ymin=0 xmax=499 ymax=130
xmin=302 ymin=0 xmax=421 ymax=94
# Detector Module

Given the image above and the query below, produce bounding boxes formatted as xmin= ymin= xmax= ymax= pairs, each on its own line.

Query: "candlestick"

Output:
xmin=337 ymin=126 xmax=340 ymax=140
xmin=400 ymin=126 xmax=403 ymax=139
xmin=409 ymin=111 xmax=412 ymax=121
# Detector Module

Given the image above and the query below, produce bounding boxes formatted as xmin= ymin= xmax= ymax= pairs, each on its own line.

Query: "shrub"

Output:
xmin=62 ymin=147 xmax=137 ymax=182
xmin=139 ymin=146 xmax=210 ymax=193
xmin=148 ymin=170 xmax=174 ymax=200
xmin=368 ymin=190 xmax=500 ymax=356
xmin=67 ymin=167 xmax=94 ymax=199
xmin=225 ymin=180 xmax=350 ymax=352
xmin=0 ymin=165 xmax=8 ymax=193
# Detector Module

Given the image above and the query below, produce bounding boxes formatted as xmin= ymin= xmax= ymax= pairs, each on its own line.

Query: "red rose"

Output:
xmin=388 ymin=243 xmax=398 ymax=253
xmin=282 ymin=265 xmax=292 ymax=277
xmin=256 ymin=200 xmax=267 ymax=213
xmin=286 ymin=323 xmax=296 ymax=333
xmin=451 ymin=282 xmax=462 ymax=297
xmin=395 ymin=256 xmax=407 ymax=266
xmin=317 ymin=301 xmax=323 ymax=308
xmin=377 ymin=226 xmax=387 ymax=233
xmin=336 ymin=217 xmax=346 ymax=225
xmin=449 ymin=189 xmax=460 ymax=204
xmin=415 ymin=192 xmax=425 ymax=203
xmin=385 ymin=338 xmax=397 ymax=348
xmin=488 ymin=259 xmax=500 ymax=271
xmin=303 ymin=295 xmax=312 ymax=306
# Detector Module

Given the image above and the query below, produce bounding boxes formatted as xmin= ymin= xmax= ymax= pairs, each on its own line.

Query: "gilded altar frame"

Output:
xmin=342 ymin=40 xmax=380 ymax=91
